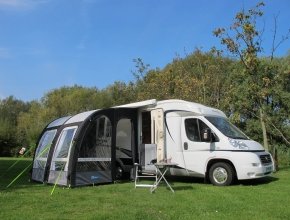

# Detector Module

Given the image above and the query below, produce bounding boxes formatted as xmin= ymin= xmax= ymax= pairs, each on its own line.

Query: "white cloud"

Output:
xmin=0 ymin=0 xmax=49 ymax=10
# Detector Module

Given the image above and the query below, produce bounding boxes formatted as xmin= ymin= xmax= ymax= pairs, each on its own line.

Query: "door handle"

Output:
xmin=184 ymin=142 xmax=188 ymax=150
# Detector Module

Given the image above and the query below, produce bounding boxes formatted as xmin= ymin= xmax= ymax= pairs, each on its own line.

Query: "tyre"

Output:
xmin=209 ymin=162 xmax=235 ymax=186
xmin=115 ymin=165 xmax=123 ymax=180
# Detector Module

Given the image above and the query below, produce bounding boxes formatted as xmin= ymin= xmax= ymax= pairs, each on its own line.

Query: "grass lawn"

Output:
xmin=1 ymin=157 xmax=290 ymax=220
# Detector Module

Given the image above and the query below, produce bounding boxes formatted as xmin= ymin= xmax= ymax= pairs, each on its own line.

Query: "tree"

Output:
xmin=17 ymin=101 xmax=47 ymax=152
xmin=213 ymin=2 xmax=290 ymax=167
xmin=0 ymin=96 xmax=29 ymax=156
xmin=133 ymin=50 xmax=233 ymax=108
xmin=16 ymin=85 xmax=116 ymax=155
xmin=105 ymin=81 xmax=137 ymax=105
xmin=41 ymin=85 xmax=104 ymax=117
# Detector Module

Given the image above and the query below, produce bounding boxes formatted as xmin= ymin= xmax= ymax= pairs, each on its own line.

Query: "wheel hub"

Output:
xmin=213 ymin=167 xmax=228 ymax=184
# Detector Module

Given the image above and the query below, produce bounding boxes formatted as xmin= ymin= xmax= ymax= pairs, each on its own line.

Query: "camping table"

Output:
xmin=150 ymin=162 xmax=178 ymax=193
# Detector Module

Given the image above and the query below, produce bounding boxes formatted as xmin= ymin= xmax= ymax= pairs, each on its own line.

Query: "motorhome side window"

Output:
xmin=185 ymin=118 xmax=210 ymax=142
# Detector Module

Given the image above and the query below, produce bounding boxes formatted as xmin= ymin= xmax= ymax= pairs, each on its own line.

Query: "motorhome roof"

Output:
xmin=115 ymin=99 xmax=226 ymax=118
xmin=114 ymin=99 xmax=157 ymax=108
xmin=156 ymin=99 xmax=226 ymax=118
xmin=48 ymin=99 xmax=225 ymax=127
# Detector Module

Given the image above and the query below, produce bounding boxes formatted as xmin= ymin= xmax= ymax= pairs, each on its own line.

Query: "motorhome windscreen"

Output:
xmin=205 ymin=116 xmax=248 ymax=140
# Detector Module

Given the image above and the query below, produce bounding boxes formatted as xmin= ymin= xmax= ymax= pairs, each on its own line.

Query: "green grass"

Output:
xmin=1 ymin=157 xmax=290 ymax=220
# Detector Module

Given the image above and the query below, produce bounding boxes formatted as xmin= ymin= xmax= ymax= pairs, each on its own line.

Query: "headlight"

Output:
xmin=228 ymin=138 xmax=249 ymax=150
xmin=252 ymin=163 xmax=260 ymax=167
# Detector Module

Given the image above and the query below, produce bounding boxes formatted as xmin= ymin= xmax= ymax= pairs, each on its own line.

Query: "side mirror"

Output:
xmin=202 ymin=128 xmax=212 ymax=142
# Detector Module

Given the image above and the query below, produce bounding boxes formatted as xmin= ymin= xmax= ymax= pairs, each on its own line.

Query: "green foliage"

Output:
xmin=135 ymin=49 xmax=233 ymax=108
xmin=213 ymin=2 xmax=264 ymax=71
xmin=0 ymin=96 xmax=29 ymax=156
xmin=213 ymin=1 xmax=290 ymax=163
xmin=16 ymin=85 xmax=116 ymax=154
xmin=41 ymin=85 xmax=107 ymax=117
xmin=17 ymin=101 xmax=47 ymax=151
xmin=104 ymin=81 xmax=137 ymax=105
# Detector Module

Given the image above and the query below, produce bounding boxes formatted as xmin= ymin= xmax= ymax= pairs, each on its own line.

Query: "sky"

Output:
xmin=0 ymin=0 xmax=289 ymax=102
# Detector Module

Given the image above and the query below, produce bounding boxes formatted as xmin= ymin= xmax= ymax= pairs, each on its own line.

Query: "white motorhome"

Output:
xmin=31 ymin=99 xmax=274 ymax=187
xmin=119 ymin=99 xmax=274 ymax=186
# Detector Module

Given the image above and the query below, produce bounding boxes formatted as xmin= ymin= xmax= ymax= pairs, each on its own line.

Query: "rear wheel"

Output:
xmin=209 ymin=162 xmax=235 ymax=186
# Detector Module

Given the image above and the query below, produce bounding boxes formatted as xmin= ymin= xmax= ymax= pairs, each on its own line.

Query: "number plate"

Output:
xmin=265 ymin=166 xmax=273 ymax=173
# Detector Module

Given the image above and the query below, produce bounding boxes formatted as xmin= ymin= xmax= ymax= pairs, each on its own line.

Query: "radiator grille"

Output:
xmin=259 ymin=154 xmax=272 ymax=165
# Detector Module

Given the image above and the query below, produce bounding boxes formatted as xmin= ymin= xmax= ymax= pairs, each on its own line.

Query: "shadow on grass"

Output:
xmin=0 ymin=173 xmax=41 ymax=191
xmin=238 ymin=176 xmax=279 ymax=186
xmin=0 ymin=157 xmax=39 ymax=191
xmin=173 ymin=185 xmax=194 ymax=191
xmin=114 ymin=176 xmax=197 ymax=192
xmin=157 ymin=176 xmax=202 ymax=191
xmin=0 ymin=181 xmax=39 ymax=193
xmin=166 ymin=176 xmax=205 ymax=184
xmin=164 ymin=175 xmax=279 ymax=187
xmin=151 ymin=180 xmax=194 ymax=191
xmin=275 ymin=166 xmax=290 ymax=171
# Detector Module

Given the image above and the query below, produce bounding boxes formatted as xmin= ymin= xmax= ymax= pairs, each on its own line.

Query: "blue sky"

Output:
xmin=0 ymin=0 xmax=289 ymax=101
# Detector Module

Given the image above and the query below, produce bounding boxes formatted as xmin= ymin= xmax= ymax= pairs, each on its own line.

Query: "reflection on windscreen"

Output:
xmin=205 ymin=116 xmax=248 ymax=139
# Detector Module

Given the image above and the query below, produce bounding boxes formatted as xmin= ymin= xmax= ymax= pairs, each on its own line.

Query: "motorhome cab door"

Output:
xmin=181 ymin=117 xmax=213 ymax=176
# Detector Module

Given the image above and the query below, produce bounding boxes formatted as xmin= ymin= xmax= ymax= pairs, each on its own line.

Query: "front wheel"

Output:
xmin=209 ymin=162 xmax=235 ymax=186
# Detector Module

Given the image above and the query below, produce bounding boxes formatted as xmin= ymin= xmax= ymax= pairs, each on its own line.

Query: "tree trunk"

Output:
xmin=259 ymin=108 xmax=269 ymax=151
xmin=288 ymin=149 xmax=290 ymax=167
xmin=274 ymin=146 xmax=279 ymax=171
xmin=259 ymin=108 xmax=279 ymax=170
